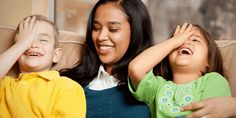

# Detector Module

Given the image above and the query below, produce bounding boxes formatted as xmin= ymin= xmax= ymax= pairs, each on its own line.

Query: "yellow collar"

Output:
xmin=18 ymin=71 xmax=60 ymax=81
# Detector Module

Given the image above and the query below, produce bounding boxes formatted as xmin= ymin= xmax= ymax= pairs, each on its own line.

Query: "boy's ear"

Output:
xmin=52 ymin=48 xmax=62 ymax=63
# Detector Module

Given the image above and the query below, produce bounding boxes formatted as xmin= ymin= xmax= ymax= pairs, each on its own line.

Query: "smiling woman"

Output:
xmin=60 ymin=0 xmax=153 ymax=117
xmin=91 ymin=3 xmax=131 ymax=74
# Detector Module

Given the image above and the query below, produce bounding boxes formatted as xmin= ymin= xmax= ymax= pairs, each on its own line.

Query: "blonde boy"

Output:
xmin=0 ymin=15 xmax=86 ymax=118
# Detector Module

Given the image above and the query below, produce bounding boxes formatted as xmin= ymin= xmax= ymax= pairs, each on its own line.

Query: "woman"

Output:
xmin=61 ymin=0 xmax=153 ymax=117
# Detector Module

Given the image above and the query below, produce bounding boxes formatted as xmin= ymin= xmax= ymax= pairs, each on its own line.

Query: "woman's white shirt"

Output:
xmin=87 ymin=65 xmax=119 ymax=90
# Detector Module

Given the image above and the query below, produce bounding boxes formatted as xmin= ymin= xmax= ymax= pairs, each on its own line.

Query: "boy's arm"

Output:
xmin=128 ymin=23 xmax=194 ymax=88
xmin=0 ymin=16 xmax=37 ymax=80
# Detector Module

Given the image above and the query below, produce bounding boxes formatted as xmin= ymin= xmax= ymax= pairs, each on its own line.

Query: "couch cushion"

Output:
xmin=0 ymin=26 xmax=86 ymax=77
xmin=0 ymin=26 xmax=19 ymax=77
xmin=216 ymin=40 xmax=236 ymax=97
xmin=51 ymin=30 xmax=86 ymax=70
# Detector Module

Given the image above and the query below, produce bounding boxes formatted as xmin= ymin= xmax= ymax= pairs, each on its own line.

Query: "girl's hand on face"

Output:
xmin=15 ymin=16 xmax=38 ymax=49
xmin=180 ymin=96 xmax=236 ymax=118
xmin=170 ymin=23 xmax=194 ymax=48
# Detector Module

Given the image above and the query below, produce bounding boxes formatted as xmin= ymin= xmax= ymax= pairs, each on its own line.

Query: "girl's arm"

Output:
xmin=0 ymin=16 xmax=37 ymax=80
xmin=128 ymin=23 xmax=194 ymax=88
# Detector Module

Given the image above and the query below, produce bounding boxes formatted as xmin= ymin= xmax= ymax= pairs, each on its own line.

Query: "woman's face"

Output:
xmin=92 ymin=3 xmax=131 ymax=69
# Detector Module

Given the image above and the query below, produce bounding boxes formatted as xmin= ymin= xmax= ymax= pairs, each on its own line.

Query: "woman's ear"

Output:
xmin=52 ymin=48 xmax=62 ymax=63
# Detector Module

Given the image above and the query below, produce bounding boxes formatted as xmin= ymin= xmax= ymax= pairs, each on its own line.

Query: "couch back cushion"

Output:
xmin=1 ymin=26 xmax=236 ymax=97
xmin=216 ymin=40 xmax=236 ymax=97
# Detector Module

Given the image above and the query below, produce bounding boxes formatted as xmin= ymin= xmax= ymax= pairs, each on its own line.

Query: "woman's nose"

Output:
xmin=97 ymin=28 xmax=109 ymax=41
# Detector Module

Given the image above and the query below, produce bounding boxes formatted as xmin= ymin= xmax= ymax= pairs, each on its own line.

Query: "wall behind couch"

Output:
xmin=0 ymin=0 xmax=52 ymax=28
xmin=0 ymin=0 xmax=32 ymax=27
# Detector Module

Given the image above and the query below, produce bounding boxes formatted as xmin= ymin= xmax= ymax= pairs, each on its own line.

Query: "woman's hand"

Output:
xmin=181 ymin=96 xmax=236 ymax=118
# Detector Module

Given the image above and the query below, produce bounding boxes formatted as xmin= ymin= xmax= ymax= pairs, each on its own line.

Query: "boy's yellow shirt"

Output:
xmin=0 ymin=71 xmax=86 ymax=118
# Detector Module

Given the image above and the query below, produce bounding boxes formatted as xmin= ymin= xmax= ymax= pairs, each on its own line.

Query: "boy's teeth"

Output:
xmin=27 ymin=52 xmax=39 ymax=56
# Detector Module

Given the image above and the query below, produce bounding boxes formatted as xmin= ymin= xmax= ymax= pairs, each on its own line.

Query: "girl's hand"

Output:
xmin=15 ymin=16 xmax=38 ymax=50
xmin=180 ymin=96 xmax=236 ymax=118
xmin=170 ymin=23 xmax=194 ymax=48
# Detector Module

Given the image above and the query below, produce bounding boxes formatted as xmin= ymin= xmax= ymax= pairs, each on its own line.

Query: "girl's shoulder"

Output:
xmin=197 ymin=72 xmax=229 ymax=90
xmin=202 ymin=72 xmax=225 ymax=81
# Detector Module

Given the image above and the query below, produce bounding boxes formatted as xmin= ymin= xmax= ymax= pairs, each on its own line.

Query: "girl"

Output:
xmin=128 ymin=23 xmax=231 ymax=118
xmin=61 ymin=0 xmax=153 ymax=117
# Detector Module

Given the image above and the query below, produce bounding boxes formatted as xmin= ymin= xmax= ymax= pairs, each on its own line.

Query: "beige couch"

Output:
xmin=1 ymin=26 xmax=236 ymax=97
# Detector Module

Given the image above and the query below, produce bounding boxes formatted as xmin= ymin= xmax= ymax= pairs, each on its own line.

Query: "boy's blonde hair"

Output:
xmin=16 ymin=14 xmax=59 ymax=48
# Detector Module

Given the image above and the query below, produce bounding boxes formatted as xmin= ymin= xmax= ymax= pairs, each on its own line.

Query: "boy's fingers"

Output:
xmin=29 ymin=16 xmax=37 ymax=29
xmin=23 ymin=16 xmax=31 ymax=29
xmin=32 ymin=21 xmax=39 ymax=33
xmin=19 ymin=21 xmax=24 ymax=32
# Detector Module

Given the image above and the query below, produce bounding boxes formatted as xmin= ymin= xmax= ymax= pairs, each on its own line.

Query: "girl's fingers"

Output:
xmin=184 ymin=24 xmax=193 ymax=33
xmin=174 ymin=25 xmax=181 ymax=35
xmin=179 ymin=22 xmax=189 ymax=33
xmin=185 ymin=31 xmax=194 ymax=38
xmin=178 ymin=31 xmax=194 ymax=42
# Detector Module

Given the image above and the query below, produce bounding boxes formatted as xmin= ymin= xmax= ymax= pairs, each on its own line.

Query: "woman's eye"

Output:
xmin=93 ymin=27 xmax=101 ymax=31
xmin=93 ymin=24 xmax=101 ymax=31
xmin=109 ymin=29 xmax=119 ymax=32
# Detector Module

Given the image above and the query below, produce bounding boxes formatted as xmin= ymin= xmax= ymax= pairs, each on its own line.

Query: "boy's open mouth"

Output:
xmin=25 ymin=52 xmax=43 ymax=57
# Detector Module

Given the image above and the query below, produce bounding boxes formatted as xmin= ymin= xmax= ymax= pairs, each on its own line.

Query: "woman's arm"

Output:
xmin=128 ymin=23 xmax=194 ymax=88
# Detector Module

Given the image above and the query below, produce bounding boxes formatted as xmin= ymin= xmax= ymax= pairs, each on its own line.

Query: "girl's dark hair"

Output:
xmin=154 ymin=24 xmax=227 ymax=81
xmin=60 ymin=0 xmax=153 ymax=87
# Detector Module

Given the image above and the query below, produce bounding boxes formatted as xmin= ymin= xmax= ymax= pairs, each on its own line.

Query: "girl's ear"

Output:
xmin=52 ymin=48 xmax=62 ymax=63
xmin=205 ymin=66 xmax=209 ymax=72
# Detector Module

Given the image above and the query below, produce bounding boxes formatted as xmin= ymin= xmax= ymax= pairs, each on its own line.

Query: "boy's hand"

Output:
xmin=15 ymin=16 xmax=38 ymax=50
xmin=170 ymin=23 xmax=194 ymax=48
